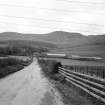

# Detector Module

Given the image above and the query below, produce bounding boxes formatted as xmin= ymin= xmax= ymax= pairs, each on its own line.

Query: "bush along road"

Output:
xmin=0 ymin=57 xmax=33 ymax=79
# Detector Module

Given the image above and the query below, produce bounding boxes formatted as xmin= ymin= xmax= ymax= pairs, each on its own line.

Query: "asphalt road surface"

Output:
xmin=0 ymin=58 xmax=64 ymax=105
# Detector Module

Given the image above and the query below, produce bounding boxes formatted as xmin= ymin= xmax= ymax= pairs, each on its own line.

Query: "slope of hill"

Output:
xmin=1 ymin=31 xmax=105 ymax=46
xmin=0 ymin=31 xmax=87 ymax=44
xmin=0 ymin=40 xmax=57 ymax=49
xmin=0 ymin=31 xmax=105 ymax=57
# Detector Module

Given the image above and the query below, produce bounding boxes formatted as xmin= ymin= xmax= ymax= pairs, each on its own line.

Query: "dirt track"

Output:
xmin=0 ymin=58 xmax=64 ymax=105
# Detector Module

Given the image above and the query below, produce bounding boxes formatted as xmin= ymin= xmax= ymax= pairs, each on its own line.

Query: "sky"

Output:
xmin=0 ymin=0 xmax=105 ymax=35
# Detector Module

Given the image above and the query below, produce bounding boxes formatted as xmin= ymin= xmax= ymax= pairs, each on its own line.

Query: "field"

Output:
xmin=39 ymin=57 xmax=105 ymax=80
xmin=40 ymin=57 xmax=105 ymax=66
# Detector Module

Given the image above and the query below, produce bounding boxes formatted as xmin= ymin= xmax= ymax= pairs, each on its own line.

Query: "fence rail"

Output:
xmin=59 ymin=67 xmax=105 ymax=103
xmin=63 ymin=65 xmax=105 ymax=79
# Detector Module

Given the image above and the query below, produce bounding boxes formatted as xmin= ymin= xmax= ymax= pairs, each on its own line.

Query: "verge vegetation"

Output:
xmin=38 ymin=58 xmax=102 ymax=105
xmin=0 ymin=41 xmax=50 ymax=78
xmin=0 ymin=57 xmax=32 ymax=78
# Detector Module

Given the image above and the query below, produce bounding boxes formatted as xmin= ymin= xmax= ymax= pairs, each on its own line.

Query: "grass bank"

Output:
xmin=0 ymin=57 xmax=32 ymax=78
xmin=38 ymin=58 xmax=103 ymax=105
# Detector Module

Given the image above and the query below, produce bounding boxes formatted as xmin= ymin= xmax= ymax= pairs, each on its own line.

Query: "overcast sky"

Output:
xmin=0 ymin=0 xmax=105 ymax=35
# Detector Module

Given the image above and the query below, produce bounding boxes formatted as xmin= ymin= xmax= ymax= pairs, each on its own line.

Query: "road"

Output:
xmin=0 ymin=58 xmax=64 ymax=105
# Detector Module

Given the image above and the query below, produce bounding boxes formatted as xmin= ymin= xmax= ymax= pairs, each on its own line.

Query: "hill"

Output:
xmin=0 ymin=31 xmax=85 ymax=45
xmin=0 ymin=31 xmax=105 ymax=57
xmin=1 ymin=31 xmax=105 ymax=46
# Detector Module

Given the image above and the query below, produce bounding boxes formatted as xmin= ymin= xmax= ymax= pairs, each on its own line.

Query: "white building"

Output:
xmin=46 ymin=53 xmax=66 ymax=57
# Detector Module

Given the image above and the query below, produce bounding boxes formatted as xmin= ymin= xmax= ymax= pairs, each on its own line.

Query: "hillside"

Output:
xmin=0 ymin=31 xmax=105 ymax=57
xmin=1 ymin=31 xmax=105 ymax=46
xmin=0 ymin=40 xmax=56 ymax=49
xmin=0 ymin=31 xmax=85 ymax=45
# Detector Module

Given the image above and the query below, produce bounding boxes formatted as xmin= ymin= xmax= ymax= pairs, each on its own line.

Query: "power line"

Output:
xmin=0 ymin=14 xmax=105 ymax=27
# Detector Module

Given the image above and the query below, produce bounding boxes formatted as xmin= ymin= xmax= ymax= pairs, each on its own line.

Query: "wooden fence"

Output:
xmin=63 ymin=65 xmax=105 ymax=79
xmin=59 ymin=67 xmax=105 ymax=103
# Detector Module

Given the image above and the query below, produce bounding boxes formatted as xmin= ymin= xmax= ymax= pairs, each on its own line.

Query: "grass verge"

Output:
xmin=38 ymin=58 xmax=104 ymax=105
xmin=0 ymin=57 xmax=32 ymax=78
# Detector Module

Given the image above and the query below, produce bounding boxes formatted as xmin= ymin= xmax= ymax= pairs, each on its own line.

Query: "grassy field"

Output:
xmin=39 ymin=57 xmax=105 ymax=66
xmin=39 ymin=57 xmax=105 ymax=79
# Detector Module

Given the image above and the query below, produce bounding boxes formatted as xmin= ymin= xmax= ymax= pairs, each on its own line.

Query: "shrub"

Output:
xmin=38 ymin=59 xmax=62 ymax=75
xmin=0 ymin=57 xmax=31 ymax=78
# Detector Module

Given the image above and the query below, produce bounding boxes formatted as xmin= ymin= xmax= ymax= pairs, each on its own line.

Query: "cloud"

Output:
xmin=0 ymin=0 xmax=105 ymax=35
